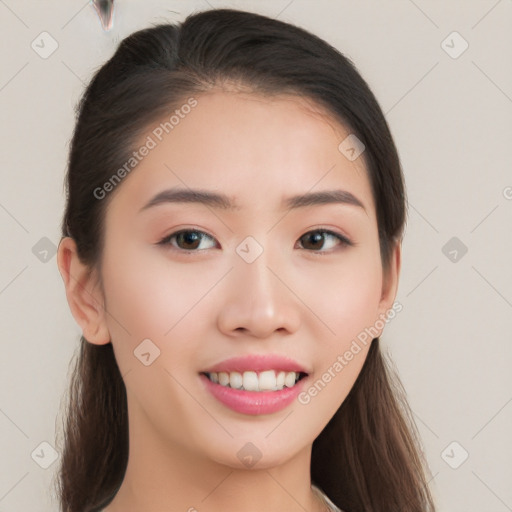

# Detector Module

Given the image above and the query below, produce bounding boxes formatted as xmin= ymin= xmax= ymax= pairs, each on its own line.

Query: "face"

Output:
xmin=63 ymin=90 xmax=399 ymax=470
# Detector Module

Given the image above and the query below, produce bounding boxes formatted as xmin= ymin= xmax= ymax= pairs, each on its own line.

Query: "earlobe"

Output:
xmin=57 ymin=237 xmax=111 ymax=345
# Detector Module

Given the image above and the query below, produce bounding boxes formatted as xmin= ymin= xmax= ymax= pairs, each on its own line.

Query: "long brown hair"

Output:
xmin=55 ymin=8 xmax=435 ymax=511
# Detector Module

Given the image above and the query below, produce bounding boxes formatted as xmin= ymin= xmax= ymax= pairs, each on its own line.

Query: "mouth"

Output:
xmin=200 ymin=370 xmax=309 ymax=392
xmin=199 ymin=354 xmax=311 ymax=414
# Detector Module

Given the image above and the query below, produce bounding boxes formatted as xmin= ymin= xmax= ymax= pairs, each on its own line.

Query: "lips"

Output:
xmin=198 ymin=354 xmax=311 ymax=414
xmin=200 ymin=354 xmax=310 ymax=375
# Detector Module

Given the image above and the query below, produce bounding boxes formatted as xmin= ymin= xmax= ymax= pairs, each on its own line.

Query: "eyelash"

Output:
xmin=157 ymin=227 xmax=353 ymax=255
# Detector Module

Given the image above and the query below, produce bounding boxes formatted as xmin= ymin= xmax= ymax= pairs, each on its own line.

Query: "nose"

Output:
xmin=216 ymin=246 xmax=301 ymax=339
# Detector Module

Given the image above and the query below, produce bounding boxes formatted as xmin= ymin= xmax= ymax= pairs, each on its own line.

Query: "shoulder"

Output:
xmin=311 ymin=484 xmax=345 ymax=512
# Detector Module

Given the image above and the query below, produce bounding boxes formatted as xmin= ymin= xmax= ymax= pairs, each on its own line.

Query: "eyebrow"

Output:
xmin=139 ymin=187 xmax=366 ymax=213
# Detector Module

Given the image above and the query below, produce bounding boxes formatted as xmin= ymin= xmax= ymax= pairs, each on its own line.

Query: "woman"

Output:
xmin=55 ymin=8 xmax=436 ymax=512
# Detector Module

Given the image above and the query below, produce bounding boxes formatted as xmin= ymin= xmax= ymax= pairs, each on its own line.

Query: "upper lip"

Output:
xmin=201 ymin=354 xmax=310 ymax=374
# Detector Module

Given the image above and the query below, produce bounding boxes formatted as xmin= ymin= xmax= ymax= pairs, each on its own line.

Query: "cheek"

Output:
xmin=302 ymin=250 xmax=382 ymax=411
xmin=298 ymin=250 xmax=383 ymax=346
xmin=297 ymin=256 xmax=381 ymax=419
xmin=333 ymin=267 xmax=382 ymax=341
xmin=101 ymin=243 xmax=218 ymax=353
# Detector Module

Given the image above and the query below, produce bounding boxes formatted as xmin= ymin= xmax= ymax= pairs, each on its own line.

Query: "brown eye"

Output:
xmin=298 ymin=230 xmax=351 ymax=252
xmin=158 ymin=230 xmax=217 ymax=252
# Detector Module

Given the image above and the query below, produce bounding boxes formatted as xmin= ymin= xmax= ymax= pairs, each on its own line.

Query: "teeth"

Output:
xmin=205 ymin=370 xmax=303 ymax=391
xmin=230 ymin=371 xmax=243 ymax=389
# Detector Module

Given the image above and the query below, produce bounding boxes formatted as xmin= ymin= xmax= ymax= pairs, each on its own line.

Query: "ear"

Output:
xmin=57 ymin=237 xmax=111 ymax=345
xmin=375 ymin=239 xmax=402 ymax=330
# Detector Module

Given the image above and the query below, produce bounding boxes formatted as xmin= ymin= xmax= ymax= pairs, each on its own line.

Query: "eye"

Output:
xmin=157 ymin=229 xmax=217 ymax=252
xmin=297 ymin=229 xmax=352 ymax=254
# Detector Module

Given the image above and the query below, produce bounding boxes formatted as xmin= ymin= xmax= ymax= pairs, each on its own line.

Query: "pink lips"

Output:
xmin=201 ymin=354 xmax=309 ymax=374
xmin=199 ymin=354 xmax=310 ymax=416
xmin=200 ymin=373 xmax=308 ymax=415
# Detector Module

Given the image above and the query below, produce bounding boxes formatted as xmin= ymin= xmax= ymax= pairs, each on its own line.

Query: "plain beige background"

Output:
xmin=0 ymin=1 xmax=511 ymax=510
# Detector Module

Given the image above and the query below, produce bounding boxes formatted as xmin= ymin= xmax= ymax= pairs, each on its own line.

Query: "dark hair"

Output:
xmin=55 ymin=8 xmax=435 ymax=512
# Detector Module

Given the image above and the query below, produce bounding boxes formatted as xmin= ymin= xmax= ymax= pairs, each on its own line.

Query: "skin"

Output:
xmin=57 ymin=90 xmax=401 ymax=512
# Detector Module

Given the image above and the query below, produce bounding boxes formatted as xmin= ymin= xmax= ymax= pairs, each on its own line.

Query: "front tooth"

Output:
xmin=229 ymin=371 xmax=243 ymax=389
xmin=243 ymin=371 xmax=259 ymax=391
xmin=258 ymin=370 xmax=277 ymax=390
xmin=276 ymin=371 xmax=285 ymax=388
xmin=284 ymin=371 xmax=297 ymax=388
xmin=218 ymin=372 xmax=230 ymax=386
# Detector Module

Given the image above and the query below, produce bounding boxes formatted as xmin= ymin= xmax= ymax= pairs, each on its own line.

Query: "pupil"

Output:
xmin=304 ymin=232 xmax=323 ymax=249
xmin=179 ymin=231 xmax=200 ymax=249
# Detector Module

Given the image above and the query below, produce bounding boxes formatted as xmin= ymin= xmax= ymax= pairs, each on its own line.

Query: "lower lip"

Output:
xmin=199 ymin=373 xmax=308 ymax=415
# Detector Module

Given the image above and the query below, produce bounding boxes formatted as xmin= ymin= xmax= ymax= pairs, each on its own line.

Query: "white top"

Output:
xmin=312 ymin=484 xmax=344 ymax=512
xmin=98 ymin=485 xmax=343 ymax=512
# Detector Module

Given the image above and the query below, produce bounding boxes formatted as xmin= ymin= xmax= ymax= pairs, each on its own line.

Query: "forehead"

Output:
xmin=105 ymin=90 xmax=374 ymax=219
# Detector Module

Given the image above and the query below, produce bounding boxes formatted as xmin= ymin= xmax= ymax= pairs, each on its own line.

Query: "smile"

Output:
xmin=202 ymin=370 xmax=308 ymax=392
